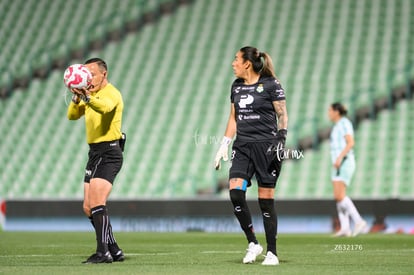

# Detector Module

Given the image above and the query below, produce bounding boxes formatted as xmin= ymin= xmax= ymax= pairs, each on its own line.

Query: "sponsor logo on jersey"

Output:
xmin=276 ymin=89 xmax=285 ymax=98
xmin=238 ymin=114 xmax=260 ymax=120
xmin=238 ymin=94 xmax=254 ymax=108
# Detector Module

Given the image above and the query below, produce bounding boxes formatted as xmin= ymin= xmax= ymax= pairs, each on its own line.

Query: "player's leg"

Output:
xmin=229 ymin=141 xmax=262 ymax=263
xmin=255 ymin=141 xmax=280 ymax=265
xmin=83 ymin=143 xmax=123 ymax=264
xmin=86 ymin=178 xmax=124 ymax=262
xmin=229 ymin=178 xmax=257 ymax=243
xmin=83 ymin=182 xmax=96 ymax=229
xmin=332 ymin=181 xmax=351 ymax=236
xmin=258 ymin=187 xmax=278 ymax=262
xmin=332 ymin=158 xmax=367 ymax=236
xmin=83 ymin=181 xmax=122 ymax=261
xmin=83 ymin=178 xmax=113 ymax=263
xmin=229 ymin=178 xmax=263 ymax=264
xmin=83 ymin=183 xmax=91 ymax=217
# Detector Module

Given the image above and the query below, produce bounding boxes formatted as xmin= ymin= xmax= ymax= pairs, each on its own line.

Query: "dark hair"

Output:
xmin=239 ymin=46 xmax=276 ymax=78
xmin=331 ymin=102 xmax=348 ymax=116
xmin=85 ymin=57 xmax=107 ymax=72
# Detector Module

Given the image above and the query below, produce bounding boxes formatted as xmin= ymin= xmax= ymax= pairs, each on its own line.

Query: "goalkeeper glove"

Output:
xmin=214 ymin=136 xmax=232 ymax=170
xmin=267 ymin=129 xmax=287 ymax=171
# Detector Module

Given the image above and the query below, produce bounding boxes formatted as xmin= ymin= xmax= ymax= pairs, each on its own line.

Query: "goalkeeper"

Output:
xmin=215 ymin=46 xmax=288 ymax=266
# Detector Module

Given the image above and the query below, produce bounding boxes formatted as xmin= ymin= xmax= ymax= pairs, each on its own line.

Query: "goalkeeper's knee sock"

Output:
xmin=91 ymin=205 xmax=109 ymax=253
xmin=259 ymin=198 xmax=277 ymax=255
xmin=230 ymin=189 xmax=258 ymax=244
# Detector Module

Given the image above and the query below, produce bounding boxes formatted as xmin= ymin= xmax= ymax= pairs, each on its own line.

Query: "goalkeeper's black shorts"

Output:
xmin=229 ymin=139 xmax=282 ymax=188
xmin=84 ymin=140 xmax=123 ymax=184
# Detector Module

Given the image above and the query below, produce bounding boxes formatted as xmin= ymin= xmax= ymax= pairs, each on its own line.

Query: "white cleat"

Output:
xmin=242 ymin=242 xmax=263 ymax=264
xmin=333 ymin=229 xmax=352 ymax=237
xmin=262 ymin=251 xmax=279 ymax=266
xmin=353 ymin=220 xmax=368 ymax=237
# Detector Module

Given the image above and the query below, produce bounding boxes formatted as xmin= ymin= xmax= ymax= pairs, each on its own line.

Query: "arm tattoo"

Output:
xmin=273 ymin=100 xmax=288 ymax=130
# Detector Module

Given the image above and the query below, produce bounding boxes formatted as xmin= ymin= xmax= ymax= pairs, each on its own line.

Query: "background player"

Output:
xmin=215 ymin=46 xmax=288 ymax=265
xmin=67 ymin=58 xmax=125 ymax=263
xmin=328 ymin=102 xmax=367 ymax=237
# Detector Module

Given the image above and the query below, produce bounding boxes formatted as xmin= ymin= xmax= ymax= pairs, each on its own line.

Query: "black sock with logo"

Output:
xmin=230 ymin=189 xmax=258 ymax=244
xmin=91 ymin=205 xmax=109 ymax=254
xmin=259 ymin=198 xmax=277 ymax=255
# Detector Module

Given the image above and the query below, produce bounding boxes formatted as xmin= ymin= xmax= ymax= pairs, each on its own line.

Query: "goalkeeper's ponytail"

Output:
xmin=240 ymin=46 xmax=278 ymax=79
xmin=259 ymin=51 xmax=277 ymax=79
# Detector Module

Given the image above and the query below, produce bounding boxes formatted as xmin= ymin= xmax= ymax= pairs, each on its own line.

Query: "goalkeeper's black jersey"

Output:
xmin=230 ymin=76 xmax=285 ymax=142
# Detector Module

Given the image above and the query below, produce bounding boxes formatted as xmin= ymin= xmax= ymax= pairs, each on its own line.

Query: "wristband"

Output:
xmin=221 ymin=136 xmax=232 ymax=146
xmin=277 ymin=129 xmax=288 ymax=138
xmin=79 ymin=94 xmax=90 ymax=103
xmin=71 ymin=94 xmax=80 ymax=104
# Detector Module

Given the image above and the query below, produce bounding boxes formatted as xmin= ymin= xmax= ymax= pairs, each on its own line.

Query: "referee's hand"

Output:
xmin=214 ymin=136 xmax=232 ymax=170
xmin=71 ymin=87 xmax=91 ymax=103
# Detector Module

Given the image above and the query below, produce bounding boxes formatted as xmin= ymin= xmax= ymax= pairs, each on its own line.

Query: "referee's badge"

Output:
xmin=256 ymin=84 xmax=264 ymax=93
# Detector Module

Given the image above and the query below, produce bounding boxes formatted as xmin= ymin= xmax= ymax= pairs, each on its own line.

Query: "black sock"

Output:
xmin=91 ymin=205 xmax=109 ymax=254
xmin=230 ymin=189 xmax=257 ymax=244
xmin=107 ymin=219 xmax=121 ymax=253
xmin=259 ymin=198 xmax=277 ymax=255
xmin=90 ymin=214 xmax=120 ymax=253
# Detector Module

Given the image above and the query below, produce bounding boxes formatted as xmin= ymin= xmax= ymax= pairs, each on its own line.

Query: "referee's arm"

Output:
xmin=87 ymin=93 xmax=118 ymax=114
xmin=67 ymin=101 xmax=85 ymax=120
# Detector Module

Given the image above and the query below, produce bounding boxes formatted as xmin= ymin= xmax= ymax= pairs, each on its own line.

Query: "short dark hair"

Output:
xmin=84 ymin=57 xmax=107 ymax=72
xmin=331 ymin=102 xmax=348 ymax=116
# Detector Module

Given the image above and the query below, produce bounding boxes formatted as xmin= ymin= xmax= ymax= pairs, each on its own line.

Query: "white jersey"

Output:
xmin=330 ymin=117 xmax=354 ymax=163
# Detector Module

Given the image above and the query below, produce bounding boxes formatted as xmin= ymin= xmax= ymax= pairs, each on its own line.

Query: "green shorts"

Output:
xmin=331 ymin=156 xmax=355 ymax=186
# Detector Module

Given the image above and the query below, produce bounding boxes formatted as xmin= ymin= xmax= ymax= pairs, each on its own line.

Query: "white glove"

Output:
xmin=214 ymin=136 xmax=232 ymax=170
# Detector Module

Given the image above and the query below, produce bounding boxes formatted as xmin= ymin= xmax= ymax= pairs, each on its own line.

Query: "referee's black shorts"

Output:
xmin=229 ymin=139 xmax=282 ymax=188
xmin=84 ymin=140 xmax=123 ymax=184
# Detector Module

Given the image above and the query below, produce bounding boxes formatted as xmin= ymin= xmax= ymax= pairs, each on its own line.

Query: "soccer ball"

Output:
xmin=63 ymin=64 xmax=92 ymax=89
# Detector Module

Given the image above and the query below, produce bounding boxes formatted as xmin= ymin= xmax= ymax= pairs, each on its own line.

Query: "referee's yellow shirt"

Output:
xmin=67 ymin=83 xmax=123 ymax=144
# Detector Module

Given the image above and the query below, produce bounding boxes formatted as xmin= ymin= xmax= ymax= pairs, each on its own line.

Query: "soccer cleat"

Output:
xmin=333 ymin=229 xmax=352 ymax=237
xmin=262 ymin=251 xmax=279 ymax=266
xmin=242 ymin=242 xmax=263 ymax=264
xmin=111 ymin=250 xmax=125 ymax=262
xmin=82 ymin=251 xmax=113 ymax=264
xmin=352 ymin=220 xmax=368 ymax=237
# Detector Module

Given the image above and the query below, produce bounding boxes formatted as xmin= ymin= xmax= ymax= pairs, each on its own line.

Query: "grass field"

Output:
xmin=0 ymin=232 xmax=413 ymax=274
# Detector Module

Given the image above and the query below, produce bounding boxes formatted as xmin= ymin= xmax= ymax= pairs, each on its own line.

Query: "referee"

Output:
xmin=215 ymin=46 xmax=288 ymax=265
xmin=67 ymin=58 xmax=124 ymax=264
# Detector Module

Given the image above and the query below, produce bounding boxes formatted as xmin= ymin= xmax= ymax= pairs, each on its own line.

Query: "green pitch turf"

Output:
xmin=0 ymin=232 xmax=413 ymax=274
